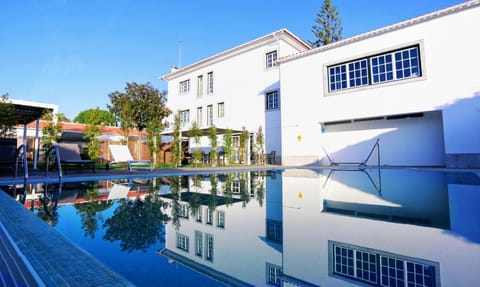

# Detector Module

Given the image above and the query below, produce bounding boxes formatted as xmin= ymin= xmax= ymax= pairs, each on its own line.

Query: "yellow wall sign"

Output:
xmin=297 ymin=135 xmax=302 ymax=142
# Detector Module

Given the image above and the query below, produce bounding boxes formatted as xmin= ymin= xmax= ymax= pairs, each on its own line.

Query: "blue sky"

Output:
xmin=1 ymin=0 xmax=463 ymax=120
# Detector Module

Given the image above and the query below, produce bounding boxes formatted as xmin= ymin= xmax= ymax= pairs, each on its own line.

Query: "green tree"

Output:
xmin=256 ymin=126 xmax=264 ymax=162
xmin=74 ymin=108 xmax=116 ymax=126
xmin=41 ymin=111 xmax=71 ymax=122
xmin=239 ymin=127 xmax=249 ymax=164
xmin=189 ymin=121 xmax=203 ymax=167
xmin=208 ymin=125 xmax=218 ymax=166
xmin=83 ymin=124 xmax=101 ymax=160
xmin=170 ymin=112 xmax=182 ymax=167
xmin=41 ymin=121 xmax=63 ymax=154
xmin=309 ymin=0 xmax=343 ymax=47
xmin=223 ymin=128 xmax=233 ymax=165
xmin=0 ymin=93 xmax=17 ymax=137
xmin=108 ymin=82 xmax=171 ymax=162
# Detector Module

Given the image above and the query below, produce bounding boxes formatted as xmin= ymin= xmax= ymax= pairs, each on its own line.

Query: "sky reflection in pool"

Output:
xmin=5 ymin=168 xmax=480 ymax=287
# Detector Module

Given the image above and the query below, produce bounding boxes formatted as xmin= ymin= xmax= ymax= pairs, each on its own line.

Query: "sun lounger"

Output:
xmin=56 ymin=143 xmax=95 ymax=174
xmin=108 ymin=145 xmax=153 ymax=172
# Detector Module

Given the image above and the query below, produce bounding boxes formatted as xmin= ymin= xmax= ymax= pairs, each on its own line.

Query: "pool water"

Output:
xmin=4 ymin=168 xmax=480 ymax=286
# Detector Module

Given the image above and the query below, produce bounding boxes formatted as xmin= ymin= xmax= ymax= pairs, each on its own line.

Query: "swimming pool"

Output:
xmin=3 ymin=167 xmax=480 ymax=286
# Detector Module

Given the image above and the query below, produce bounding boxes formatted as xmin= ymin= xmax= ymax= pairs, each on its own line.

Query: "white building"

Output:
xmin=279 ymin=1 xmax=480 ymax=167
xmin=161 ymin=29 xmax=310 ymax=164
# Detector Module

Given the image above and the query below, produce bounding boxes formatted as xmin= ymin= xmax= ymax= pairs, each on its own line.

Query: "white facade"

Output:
xmin=161 ymin=29 xmax=310 ymax=163
xmin=279 ymin=1 xmax=480 ymax=167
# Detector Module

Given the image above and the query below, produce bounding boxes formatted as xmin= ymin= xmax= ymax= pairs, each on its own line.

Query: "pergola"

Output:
xmin=11 ymin=99 xmax=58 ymax=169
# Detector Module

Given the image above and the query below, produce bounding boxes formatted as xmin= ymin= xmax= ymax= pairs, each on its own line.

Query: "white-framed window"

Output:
xmin=216 ymin=211 xmax=225 ymax=228
xmin=266 ymin=263 xmax=282 ymax=286
xmin=266 ymin=90 xmax=279 ymax=110
xmin=207 ymin=72 xmax=214 ymax=95
xmin=195 ymin=206 xmax=203 ymax=223
xmin=232 ymin=181 xmax=240 ymax=193
xmin=197 ymin=75 xmax=203 ymax=98
xmin=328 ymin=45 xmax=421 ymax=92
xmin=206 ymin=207 xmax=213 ymax=225
xmin=179 ymin=79 xmax=190 ymax=94
xmin=194 ymin=231 xmax=203 ymax=257
xmin=217 ymin=102 xmax=224 ymax=118
xmin=232 ymin=136 xmax=240 ymax=147
xmin=180 ymin=110 xmax=189 ymax=125
xmin=266 ymin=219 xmax=282 ymax=242
xmin=266 ymin=50 xmax=278 ymax=69
xmin=180 ymin=204 xmax=189 ymax=218
xmin=176 ymin=233 xmax=189 ymax=252
xmin=197 ymin=107 xmax=203 ymax=126
xmin=205 ymin=233 xmax=214 ymax=261
xmin=330 ymin=241 xmax=438 ymax=287
xmin=207 ymin=105 xmax=213 ymax=126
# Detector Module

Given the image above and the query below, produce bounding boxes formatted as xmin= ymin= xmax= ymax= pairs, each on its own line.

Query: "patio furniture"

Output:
xmin=55 ymin=143 xmax=96 ymax=174
xmin=108 ymin=144 xmax=153 ymax=172
xmin=0 ymin=138 xmax=26 ymax=177
xmin=202 ymin=152 xmax=210 ymax=165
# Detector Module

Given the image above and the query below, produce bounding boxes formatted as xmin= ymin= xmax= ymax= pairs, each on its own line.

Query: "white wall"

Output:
xmin=280 ymin=4 xmax=480 ymax=166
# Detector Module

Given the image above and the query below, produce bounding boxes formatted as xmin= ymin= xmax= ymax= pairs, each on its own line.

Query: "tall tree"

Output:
xmin=309 ymin=0 xmax=343 ymax=47
xmin=0 ymin=93 xmax=17 ymax=138
xmin=41 ymin=111 xmax=71 ymax=122
xmin=74 ymin=108 xmax=116 ymax=126
xmin=108 ymin=82 xmax=171 ymax=162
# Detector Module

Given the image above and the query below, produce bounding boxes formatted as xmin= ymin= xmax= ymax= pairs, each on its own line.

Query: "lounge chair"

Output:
xmin=108 ymin=144 xmax=153 ymax=172
xmin=0 ymin=138 xmax=25 ymax=177
xmin=55 ymin=143 xmax=95 ymax=174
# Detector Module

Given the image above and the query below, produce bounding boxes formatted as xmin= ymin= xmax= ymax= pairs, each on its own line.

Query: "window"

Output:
xmin=195 ymin=207 xmax=203 ymax=223
xmin=217 ymin=211 xmax=225 ymax=228
xmin=195 ymin=231 xmax=203 ymax=257
xmin=330 ymin=241 xmax=438 ymax=287
xmin=176 ymin=233 xmax=189 ymax=252
xmin=207 ymin=72 xmax=214 ymax=95
xmin=180 ymin=110 xmax=189 ymax=125
xmin=207 ymin=105 xmax=213 ymax=126
xmin=232 ymin=181 xmax=240 ymax=193
xmin=328 ymin=45 xmax=422 ymax=92
xmin=197 ymin=107 xmax=203 ymax=126
xmin=232 ymin=136 xmax=240 ymax=147
xmin=179 ymin=79 xmax=190 ymax=94
xmin=266 ymin=263 xmax=282 ymax=286
xmin=206 ymin=208 xmax=213 ymax=225
xmin=266 ymin=50 xmax=278 ymax=69
xmin=205 ymin=234 xmax=214 ymax=261
xmin=197 ymin=75 xmax=203 ymax=98
xmin=180 ymin=204 xmax=189 ymax=218
xmin=266 ymin=91 xmax=279 ymax=110
xmin=217 ymin=102 xmax=224 ymax=118
xmin=266 ymin=219 xmax=282 ymax=242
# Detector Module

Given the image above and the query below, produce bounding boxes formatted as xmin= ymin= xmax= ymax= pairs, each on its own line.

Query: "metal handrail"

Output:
xmin=45 ymin=145 xmax=63 ymax=179
xmin=14 ymin=144 xmax=28 ymax=180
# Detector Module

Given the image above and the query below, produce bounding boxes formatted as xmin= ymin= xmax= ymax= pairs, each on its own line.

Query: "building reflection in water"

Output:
xmin=159 ymin=168 xmax=480 ymax=287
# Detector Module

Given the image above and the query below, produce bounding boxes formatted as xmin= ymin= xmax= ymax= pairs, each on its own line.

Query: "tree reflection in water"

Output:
xmin=103 ymin=188 xmax=170 ymax=253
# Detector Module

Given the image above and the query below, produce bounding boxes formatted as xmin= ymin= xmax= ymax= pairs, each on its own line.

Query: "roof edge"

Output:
xmin=160 ymin=28 xmax=310 ymax=81
xmin=278 ymin=0 xmax=480 ymax=64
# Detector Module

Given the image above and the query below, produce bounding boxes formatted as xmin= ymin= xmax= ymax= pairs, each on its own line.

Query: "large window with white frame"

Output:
xmin=266 ymin=90 xmax=279 ymax=111
xmin=266 ymin=219 xmax=282 ymax=243
xmin=266 ymin=50 xmax=278 ymax=69
xmin=266 ymin=263 xmax=282 ymax=286
xmin=176 ymin=233 xmax=189 ymax=252
xmin=179 ymin=79 xmax=190 ymax=94
xmin=328 ymin=45 xmax=422 ymax=92
xmin=206 ymin=207 xmax=213 ymax=225
xmin=205 ymin=234 xmax=214 ymax=262
xmin=207 ymin=72 xmax=214 ymax=95
xmin=206 ymin=105 xmax=213 ymax=126
xmin=196 ymin=107 xmax=203 ymax=126
xmin=216 ymin=211 xmax=225 ymax=228
xmin=194 ymin=231 xmax=203 ymax=257
xmin=217 ymin=102 xmax=224 ymax=118
xmin=330 ymin=241 xmax=439 ymax=287
xmin=197 ymin=75 xmax=203 ymax=98
xmin=180 ymin=110 xmax=189 ymax=125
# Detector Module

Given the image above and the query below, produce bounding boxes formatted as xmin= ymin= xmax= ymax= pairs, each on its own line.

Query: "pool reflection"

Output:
xmin=3 ymin=168 xmax=480 ymax=286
